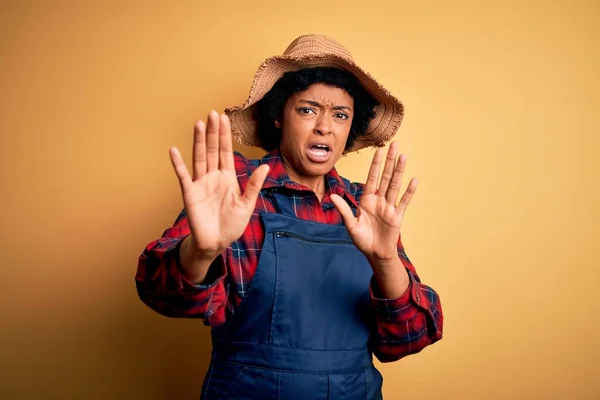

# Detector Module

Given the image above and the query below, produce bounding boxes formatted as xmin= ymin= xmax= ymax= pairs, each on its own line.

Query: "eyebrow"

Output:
xmin=299 ymin=99 xmax=353 ymax=112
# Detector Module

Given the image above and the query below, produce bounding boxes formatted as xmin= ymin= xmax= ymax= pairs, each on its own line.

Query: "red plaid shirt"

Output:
xmin=136 ymin=149 xmax=443 ymax=362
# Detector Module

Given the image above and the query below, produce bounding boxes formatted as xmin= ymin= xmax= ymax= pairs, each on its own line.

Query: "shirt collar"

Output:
xmin=258 ymin=148 xmax=359 ymax=208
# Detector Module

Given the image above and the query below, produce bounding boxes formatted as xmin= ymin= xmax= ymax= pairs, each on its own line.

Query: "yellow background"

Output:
xmin=1 ymin=1 xmax=599 ymax=399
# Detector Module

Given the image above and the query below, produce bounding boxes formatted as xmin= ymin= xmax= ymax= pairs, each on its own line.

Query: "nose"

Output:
xmin=314 ymin=115 xmax=332 ymax=136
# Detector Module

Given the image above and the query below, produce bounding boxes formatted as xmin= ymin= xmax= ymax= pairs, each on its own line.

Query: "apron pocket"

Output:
xmin=327 ymin=367 xmax=383 ymax=400
xmin=205 ymin=363 xmax=278 ymax=400
xmin=277 ymin=371 xmax=328 ymax=400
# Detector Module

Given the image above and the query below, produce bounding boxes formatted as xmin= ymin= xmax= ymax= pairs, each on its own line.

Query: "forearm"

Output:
xmin=368 ymin=247 xmax=444 ymax=362
xmin=368 ymin=255 xmax=410 ymax=299
xmin=370 ymin=279 xmax=443 ymax=362
xmin=179 ymin=234 xmax=221 ymax=284
xmin=135 ymin=211 xmax=228 ymax=322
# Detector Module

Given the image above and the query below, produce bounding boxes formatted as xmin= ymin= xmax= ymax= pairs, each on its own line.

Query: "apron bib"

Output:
xmin=200 ymin=191 xmax=384 ymax=400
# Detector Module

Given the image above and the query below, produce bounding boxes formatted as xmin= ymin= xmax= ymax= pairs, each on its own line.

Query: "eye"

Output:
xmin=334 ymin=113 xmax=349 ymax=120
xmin=298 ymin=107 xmax=315 ymax=115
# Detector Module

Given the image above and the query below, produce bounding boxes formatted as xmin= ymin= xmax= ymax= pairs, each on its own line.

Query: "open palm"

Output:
xmin=331 ymin=142 xmax=417 ymax=262
xmin=170 ymin=111 xmax=269 ymax=260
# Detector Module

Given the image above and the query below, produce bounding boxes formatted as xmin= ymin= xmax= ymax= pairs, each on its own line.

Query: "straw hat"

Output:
xmin=225 ymin=34 xmax=404 ymax=152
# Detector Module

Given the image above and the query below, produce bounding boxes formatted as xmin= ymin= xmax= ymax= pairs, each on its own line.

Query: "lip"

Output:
xmin=306 ymin=142 xmax=333 ymax=163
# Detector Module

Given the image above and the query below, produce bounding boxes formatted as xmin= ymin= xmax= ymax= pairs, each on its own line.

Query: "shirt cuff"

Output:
xmin=370 ymin=272 xmax=420 ymax=322
xmin=181 ymin=256 xmax=227 ymax=290
xmin=172 ymin=238 xmax=228 ymax=292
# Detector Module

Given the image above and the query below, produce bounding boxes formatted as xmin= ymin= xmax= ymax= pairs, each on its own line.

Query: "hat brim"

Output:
xmin=225 ymin=54 xmax=404 ymax=152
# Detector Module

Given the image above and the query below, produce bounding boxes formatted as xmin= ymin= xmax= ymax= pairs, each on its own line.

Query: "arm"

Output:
xmin=368 ymin=240 xmax=443 ymax=362
xmin=331 ymin=142 xmax=444 ymax=362
xmin=135 ymin=209 xmax=229 ymax=324
xmin=135 ymin=111 xmax=269 ymax=325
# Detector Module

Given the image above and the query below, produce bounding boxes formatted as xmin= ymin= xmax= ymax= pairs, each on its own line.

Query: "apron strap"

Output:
xmin=264 ymin=188 xmax=359 ymax=219
xmin=249 ymin=158 xmax=298 ymax=218
xmin=250 ymin=159 xmax=359 ymax=220
xmin=264 ymin=189 xmax=297 ymax=218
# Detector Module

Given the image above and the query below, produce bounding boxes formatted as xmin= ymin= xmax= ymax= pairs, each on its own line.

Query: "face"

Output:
xmin=276 ymin=83 xmax=354 ymax=181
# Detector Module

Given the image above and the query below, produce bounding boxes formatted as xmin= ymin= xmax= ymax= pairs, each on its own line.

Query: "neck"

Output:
xmin=281 ymin=158 xmax=327 ymax=196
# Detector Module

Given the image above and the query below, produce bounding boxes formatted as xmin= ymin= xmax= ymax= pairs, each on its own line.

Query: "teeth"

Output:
xmin=310 ymin=148 xmax=328 ymax=156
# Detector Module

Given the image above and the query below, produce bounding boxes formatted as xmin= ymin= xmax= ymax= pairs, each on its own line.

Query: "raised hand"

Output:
xmin=170 ymin=111 xmax=270 ymax=268
xmin=331 ymin=142 xmax=417 ymax=264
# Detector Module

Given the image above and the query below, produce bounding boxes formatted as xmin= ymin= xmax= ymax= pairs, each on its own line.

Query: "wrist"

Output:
xmin=366 ymin=253 xmax=401 ymax=271
xmin=179 ymin=235 xmax=222 ymax=284
xmin=369 ymin=255 xmax=410 ymax=299
xmin=182 ymin=234 xmax=224 ymax=262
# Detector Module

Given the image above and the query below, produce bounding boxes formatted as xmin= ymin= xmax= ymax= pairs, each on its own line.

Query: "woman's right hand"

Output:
xmin=169 ymin=111 xmax=270 ymax=280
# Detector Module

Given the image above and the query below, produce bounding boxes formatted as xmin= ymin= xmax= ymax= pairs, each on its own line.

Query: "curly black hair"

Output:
xmin=253 ymin=67 xmax=379 ymax=152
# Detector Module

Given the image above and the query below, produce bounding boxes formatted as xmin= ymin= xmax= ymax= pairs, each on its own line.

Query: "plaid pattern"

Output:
xmin=136 ymin=149 xmax=443 ymax=362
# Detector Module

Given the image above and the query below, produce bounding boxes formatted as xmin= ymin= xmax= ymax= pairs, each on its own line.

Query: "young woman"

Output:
xmin=136 ymin=34 xmax=443 ymax=400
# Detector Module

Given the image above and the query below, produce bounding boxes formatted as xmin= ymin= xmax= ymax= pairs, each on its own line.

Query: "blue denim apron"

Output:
xmin=200 ymin=190 xmax=384 ymax=399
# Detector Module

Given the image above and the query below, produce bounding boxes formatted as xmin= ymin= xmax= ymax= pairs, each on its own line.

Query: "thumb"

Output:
xmin=330 ymin=194 xmax=357 ymax=230
xmin=242 ymin=164 xmax=270 ymax=208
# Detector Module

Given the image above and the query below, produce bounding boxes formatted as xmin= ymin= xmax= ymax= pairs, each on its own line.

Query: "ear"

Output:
xmin=274 ymin=120 xmax=281 ymax=128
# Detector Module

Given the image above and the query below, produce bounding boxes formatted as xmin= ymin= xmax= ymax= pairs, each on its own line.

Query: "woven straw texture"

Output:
xmin=225 ymin=34 xmax=404 ymax=152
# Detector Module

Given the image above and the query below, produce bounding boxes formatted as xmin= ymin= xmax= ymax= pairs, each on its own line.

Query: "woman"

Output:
xmin=136 ymin=34 xmax=443 ymax=400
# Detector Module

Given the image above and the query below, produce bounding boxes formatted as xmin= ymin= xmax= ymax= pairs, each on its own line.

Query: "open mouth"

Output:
xmin=306 ymin=143 xmax=332 ymax=163
xmin=310 ymin=144 xmax=330 ymax=155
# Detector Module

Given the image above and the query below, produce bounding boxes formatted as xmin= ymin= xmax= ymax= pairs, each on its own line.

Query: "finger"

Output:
xmin=169 ymin=146 xmax=193 ymax=193
xmin=192 ymin=120 xmax=206 ymax=180
xmin=387 ymin=153 xmax=407 ymax=205
xmin=376 ymin=142 xmax=398 ymax=198
xmin=242 ymin=164 xmax=270 ymax=209
xmin=206 ymin=110 xmax=220 ymax=172
xmin=396 ymin=177 xmax=418 ymax=217
xmin=330 ymin=194 xmax=357 ymax=231
xmin=364 ymin=148 xmax=384 ymax=195
xmin=219 ymin=114 xmax=235 ymax=171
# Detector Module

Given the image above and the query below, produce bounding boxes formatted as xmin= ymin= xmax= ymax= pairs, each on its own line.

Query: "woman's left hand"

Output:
xmin=331 ymin=142 xmax=417 ymax=265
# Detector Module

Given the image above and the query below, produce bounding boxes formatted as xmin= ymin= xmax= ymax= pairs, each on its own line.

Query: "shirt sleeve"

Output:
xmin=368 ymin=239 xmax=444 ymax=362
xmin=135 ymin=209 xmax=228 ymax=325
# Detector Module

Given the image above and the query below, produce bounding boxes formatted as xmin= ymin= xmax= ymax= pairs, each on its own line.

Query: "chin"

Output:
xmin=302 ymin=159 xmax=336 ymax=176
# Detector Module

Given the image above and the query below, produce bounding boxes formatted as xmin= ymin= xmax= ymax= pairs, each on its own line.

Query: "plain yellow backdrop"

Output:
xmin=1 ymin=0 xmax=599 ymax=399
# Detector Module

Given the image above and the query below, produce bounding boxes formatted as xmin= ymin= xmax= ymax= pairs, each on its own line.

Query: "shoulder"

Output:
xmin=233 ymin=151 xmax=256 ymax=170
xmin=338 ymin=174 xmax=366 ymax=204
xmin=233 ymin=151 xmax=262 ymax=191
